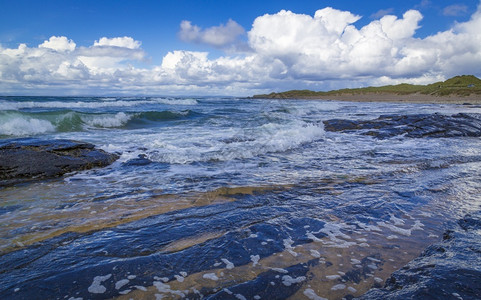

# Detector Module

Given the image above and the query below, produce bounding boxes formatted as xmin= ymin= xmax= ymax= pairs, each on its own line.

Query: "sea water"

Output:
xmin=1 ymin=96 xmax=481 ymax=299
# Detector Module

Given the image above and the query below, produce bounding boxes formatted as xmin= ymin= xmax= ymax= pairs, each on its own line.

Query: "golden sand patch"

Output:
xmin=1 ymin=184 xmax=289 ymax=254
xmin=112 ymin=221 xmax=440 ymax=300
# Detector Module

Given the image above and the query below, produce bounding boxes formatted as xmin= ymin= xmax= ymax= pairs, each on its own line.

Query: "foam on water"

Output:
xmin=151 ymin=98 xmax=198 ymax=105
xmin=83 ymin=112 xmax=132 ymax=128
xmin=0 ymin=97 xmax=196 ymax=110
xmin=281 ymin=275 xmax=306 ymax=286
xmin=3 ymin=98 xmax=481 ymax=300
xmin=0 ymin=114 xmax=55 ymax=136
xmin=0 ymin=109 xmax=196 ymax=137
xmin=202 ymin=273 xmax=219 ymax=281
xmin=303 ymin=288 xmax=328 ymax=300
xmin=144 ymin=121 xmax=324 ymax=164
xmin=87 ymin=274 xmax=111 ymax=294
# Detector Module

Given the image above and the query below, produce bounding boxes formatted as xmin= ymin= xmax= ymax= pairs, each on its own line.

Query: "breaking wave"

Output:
xmin=0 ymin=110 xmax=199 ymax=136
xmin=147 ymin=121 xmax=325 ymax=164
xmin=0 ymin=97 xmax=198 ymax=110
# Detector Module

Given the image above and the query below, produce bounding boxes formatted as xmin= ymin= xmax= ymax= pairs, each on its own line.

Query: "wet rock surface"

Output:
xmin=0 ymin=138 xmax=119 ymax=186
xmin=323 ymin=113 xmax=481 ymax=139
xmin=0 ymin=193 xmax=325 ymax=299
xmin=358 ymin=211 xmax=481 ymax=300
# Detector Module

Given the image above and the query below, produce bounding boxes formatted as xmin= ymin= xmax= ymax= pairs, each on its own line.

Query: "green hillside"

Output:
xmin=253 ymin=75 xmax=481 ymax=99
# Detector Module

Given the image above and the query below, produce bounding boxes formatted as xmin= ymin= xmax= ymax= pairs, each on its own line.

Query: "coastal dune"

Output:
xmin=286 ymin=93 xmax=481 ymax=104
xmin=253 ymin=75 xmax=481 ymax=104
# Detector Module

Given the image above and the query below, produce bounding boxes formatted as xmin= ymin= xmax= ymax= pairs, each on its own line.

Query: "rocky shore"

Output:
xmin=358 ymin=211 xmax=481 ymax=300
xmin=323 ymin=113 xmax=481 ymax=139
xmin=0 ymin=138 xmax=118 ymax=187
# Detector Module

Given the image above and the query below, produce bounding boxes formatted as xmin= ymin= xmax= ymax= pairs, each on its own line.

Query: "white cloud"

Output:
xmin=443 ymin=4 xmax=469 ymax=16
xmin=179 ymin=19 xmax=245 ymax=48
xmin=93 ymin=36 xmax=141 ymax=49
xmin=1 ymin=3 xmax=481 ymax=95
xmin=39 ymin=36 xmax=76 ymax=52
xmin=247 ymin=7 xmax=424 ymax=79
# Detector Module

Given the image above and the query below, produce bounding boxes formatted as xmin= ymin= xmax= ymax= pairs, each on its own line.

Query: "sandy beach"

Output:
xmin=268 ymin=93 xmax=481 ymax=104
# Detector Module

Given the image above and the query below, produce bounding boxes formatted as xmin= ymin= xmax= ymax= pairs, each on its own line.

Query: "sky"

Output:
xmin=0 ymin=0 xmax=480 ymax=96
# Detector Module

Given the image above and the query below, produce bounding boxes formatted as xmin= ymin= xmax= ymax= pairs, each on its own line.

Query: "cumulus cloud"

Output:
xmin=93 ymin=36 xmax=141 ymax=49
xmin=178 ymin=19 xmax=245 ymax=49
xmin=1 ymin=3 xmax=481 ymax=95
xmin=39 ymin=36 xmax=76 ymax=52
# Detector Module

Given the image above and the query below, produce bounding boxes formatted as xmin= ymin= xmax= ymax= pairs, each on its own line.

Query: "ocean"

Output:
xmin=1 ymin=96 xmax=481 ymax=299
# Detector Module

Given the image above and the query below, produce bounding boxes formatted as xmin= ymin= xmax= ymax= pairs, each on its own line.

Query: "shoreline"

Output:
xmin=254 ymin=93 xmax=481 ymax=104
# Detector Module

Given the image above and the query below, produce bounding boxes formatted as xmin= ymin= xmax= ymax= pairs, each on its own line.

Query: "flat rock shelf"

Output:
xmin=0 ymin=138 xmax=119 ymax=186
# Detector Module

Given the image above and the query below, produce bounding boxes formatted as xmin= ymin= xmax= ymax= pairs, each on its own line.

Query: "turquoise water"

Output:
xmin=1 ymin=96 xmax=481 ymax=299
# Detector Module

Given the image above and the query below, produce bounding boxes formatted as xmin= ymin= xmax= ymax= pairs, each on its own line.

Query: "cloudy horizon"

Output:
xmin=1 ymin=1 xmax=481 ymax=96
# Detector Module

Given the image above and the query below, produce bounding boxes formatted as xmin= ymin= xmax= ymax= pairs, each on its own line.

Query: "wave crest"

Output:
xmin=147 ymin=121 xmax=324 ymax=164
xmin=0 ymin=114 xmax=56 ymax=136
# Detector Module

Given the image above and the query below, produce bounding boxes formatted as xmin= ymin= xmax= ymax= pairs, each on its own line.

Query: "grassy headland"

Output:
xmin=253 ymin=75 xmax=481 ymax=103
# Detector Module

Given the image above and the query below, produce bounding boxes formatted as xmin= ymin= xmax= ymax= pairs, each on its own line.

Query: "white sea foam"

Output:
xmin=378 ymin=220 xmax=424 ymax=236
xmin=350 ymin=258 xmax=361 ymax=264
xmin=203 ymin=273 xmax=219 ymax=281
xmin=310 ymin=249 xmax=321 ymax=258
xmin=271 ymin=267 xmax=289 ymax=274
xmin=303 ymin=288 xmax=328 ymax=300
xmin=390 ymin=215 xmax=405 ymax=225
xmin=283 ymin=238 xmax=298 ymax=257
xmin=281 ymin=275 xmax=306 ymax=286
xmin=83 ymin=112 xmax=131 ymax=128
xmin=250 ymin=255 xmax=260 ymax=266
xmin=147 ymin=121 xmax=324 ymax=164
xmin=331 ymin=284 xmax=346 ymax=291
xmin=221 ymin=258 xmax=234 ymax=269
xmin=153 ymin=281 xmax=185 ymax=298
xmin=235 ymin=294 xmax=247 ymax=300
xmin=151 ymin=98 xmax=198 ymax=105
xmin=0 ymin=116 xmax=55 ymax=136
xmin=0 ymin=99 xmax=162 ymax=110
xmin=88 ymin=274 xmax=111 ymax=294
xmin=316 ymin=222 xmax=357 ymax=248
xmin=115 ymin=279 xmax=129 ymax=290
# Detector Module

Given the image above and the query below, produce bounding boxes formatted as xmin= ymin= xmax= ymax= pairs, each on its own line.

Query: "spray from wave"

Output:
xmin=0 ymin=110 xmax=199 ymax=136
xmin=145 ymin=121 xmax=325 ymax=164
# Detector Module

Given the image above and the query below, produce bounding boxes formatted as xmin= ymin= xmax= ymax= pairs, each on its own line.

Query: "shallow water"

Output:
xmin=1 ymin=97 xmax=481 ymax=299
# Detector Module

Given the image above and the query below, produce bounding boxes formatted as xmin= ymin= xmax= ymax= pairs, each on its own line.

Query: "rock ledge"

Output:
xmin=0 ymin=138 xmax=119 ymax=186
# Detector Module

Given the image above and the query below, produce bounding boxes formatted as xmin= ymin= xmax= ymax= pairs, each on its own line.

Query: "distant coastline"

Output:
xmin=252 ymin=75 xmax=481 ymax=104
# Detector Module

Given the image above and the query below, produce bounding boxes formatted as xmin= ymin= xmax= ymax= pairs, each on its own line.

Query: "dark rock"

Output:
xmin=203 ymin=259 xmax=319 ymax=299
xmin=122 ymin=154 xmax=152 ymax=166
xmin=357 ymin=211 xmax=481 ymax=299
xmin=323 ymin=113 xmax=481 ymax=139
xmin=0 ymin=138 xmax=119 ymax=186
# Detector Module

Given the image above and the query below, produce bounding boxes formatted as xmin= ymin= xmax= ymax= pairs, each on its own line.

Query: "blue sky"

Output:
xmin=1 ymin=0 xmax=480 ymax=95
